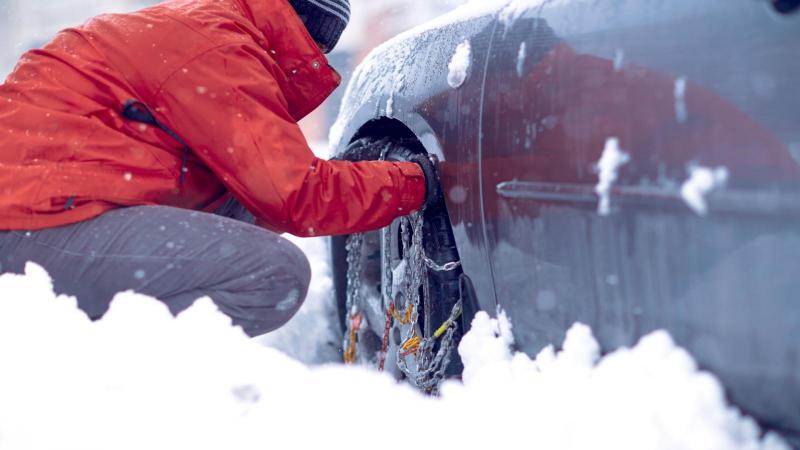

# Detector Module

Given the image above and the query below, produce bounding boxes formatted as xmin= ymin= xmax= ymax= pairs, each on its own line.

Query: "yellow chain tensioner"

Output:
xmin=434 ymin=301 xmax=463 ymax=338
xmin=392 ymin=303 xmax=414 ymax=325
xmin=398 ymin=302 xmax=463 ymax=359
xmin=400 ymin=335 xmax=422 ymax=357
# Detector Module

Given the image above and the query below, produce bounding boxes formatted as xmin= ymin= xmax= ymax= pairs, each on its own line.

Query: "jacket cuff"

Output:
xmin=394 ymin=162 xmax=427 ymax=213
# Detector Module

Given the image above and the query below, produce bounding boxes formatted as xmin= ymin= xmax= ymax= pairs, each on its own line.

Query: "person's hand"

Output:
xmin=408 ymin=153 xmax=442 ymax=211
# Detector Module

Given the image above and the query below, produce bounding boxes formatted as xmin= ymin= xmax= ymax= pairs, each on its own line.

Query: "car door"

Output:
xmin=480 ymin=0 xmax=800 ymax=437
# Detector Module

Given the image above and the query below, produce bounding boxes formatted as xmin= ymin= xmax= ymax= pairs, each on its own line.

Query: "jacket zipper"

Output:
xmin=121 ymin=99 xmax=190 ymax=186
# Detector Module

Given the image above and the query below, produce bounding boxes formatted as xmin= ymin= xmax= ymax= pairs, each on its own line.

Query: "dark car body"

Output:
xmin=331 ymin=0 xmax=800 ymax=441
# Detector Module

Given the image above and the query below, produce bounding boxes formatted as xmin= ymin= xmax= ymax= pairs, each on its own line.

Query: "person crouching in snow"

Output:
xmin=0 ymin=0 xmax=438 ymax=336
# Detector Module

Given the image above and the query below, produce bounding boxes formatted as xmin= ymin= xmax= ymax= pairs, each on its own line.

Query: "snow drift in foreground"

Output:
xmin=0 ymin=264 xmax=787 ymax=450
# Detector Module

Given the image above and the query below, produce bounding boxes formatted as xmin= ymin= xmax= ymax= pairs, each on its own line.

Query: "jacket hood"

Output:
xmin=236 ymin=0 xmax=341 ymax=120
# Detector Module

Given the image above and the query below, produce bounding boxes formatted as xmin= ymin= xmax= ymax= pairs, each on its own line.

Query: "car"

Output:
xmin=328 ymin=0 xmax=800 ymax=444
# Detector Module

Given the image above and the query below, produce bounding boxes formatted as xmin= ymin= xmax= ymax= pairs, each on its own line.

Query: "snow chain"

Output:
xmin=343 ymin=233 xmax=364 ymax=365
xmin=344 ymin=145 xmax=462 ymax=394
xmin=345 ymin=214 xmax=463 ymax=395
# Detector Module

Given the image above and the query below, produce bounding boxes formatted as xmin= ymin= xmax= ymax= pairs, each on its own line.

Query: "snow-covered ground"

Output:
xmin=0 ymin=260 xmax=789 ymax=450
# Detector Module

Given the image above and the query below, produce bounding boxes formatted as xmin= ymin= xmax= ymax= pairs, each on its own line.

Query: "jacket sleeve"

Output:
xmin=153 ymin=43 xmax=426 ymax=237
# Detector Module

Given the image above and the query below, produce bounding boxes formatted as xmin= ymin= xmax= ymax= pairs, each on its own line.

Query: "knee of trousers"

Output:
xmin=226 ymin=240 xmax=312 ymax=337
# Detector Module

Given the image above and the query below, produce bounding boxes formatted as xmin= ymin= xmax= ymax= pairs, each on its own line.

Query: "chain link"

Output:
xmin=423 ymin=257 xmax=462 ymax=272
xmin=376 ymin=144 xmax=396 ymax=371
xmin=409 ymin=300 xmax=462 ymax=395
xmin=393 ymin=213 xmax=461 ymax=394
xmin=343 ymin=233 xmax=363 ymax=364
xmin=396 ymin=214 xmax=424 ymax=376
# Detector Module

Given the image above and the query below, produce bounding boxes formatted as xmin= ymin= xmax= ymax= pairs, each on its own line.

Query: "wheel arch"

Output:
xmin=336 ymin=111 xmax=461 ymax=252
xmin=332 ymin=97 xmax=448 ymax=162
xmin=330 ymin=111 xmax=474 ymax=333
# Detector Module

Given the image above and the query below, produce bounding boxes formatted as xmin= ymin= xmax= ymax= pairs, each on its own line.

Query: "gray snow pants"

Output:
xmin=0 ymin=201 xmax=311 ymax=337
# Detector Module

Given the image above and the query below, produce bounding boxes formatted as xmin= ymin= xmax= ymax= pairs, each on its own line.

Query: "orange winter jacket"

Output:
xmin=0 ymin=0 xmax=425 ymax=236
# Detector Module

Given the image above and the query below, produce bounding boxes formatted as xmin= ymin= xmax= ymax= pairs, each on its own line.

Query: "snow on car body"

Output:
xmin=331 ymin=0 xmax=800 ymax=443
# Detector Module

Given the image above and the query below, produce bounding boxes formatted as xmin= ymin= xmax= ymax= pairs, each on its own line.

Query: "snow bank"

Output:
xmin=0 ymin=264 xmax=787 ymax=450
xmin=451 ymin=313 xmax=787 ymax=450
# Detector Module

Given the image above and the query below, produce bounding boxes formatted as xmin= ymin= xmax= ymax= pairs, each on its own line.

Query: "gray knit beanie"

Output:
xmin=288 ymin=0 xmax=350 ymax=53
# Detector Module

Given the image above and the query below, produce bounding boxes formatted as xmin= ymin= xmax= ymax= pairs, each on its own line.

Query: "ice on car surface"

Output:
xmin=595 ymin=137 xmax=630 ymax=216
xmin=330 ymin=0 xmax=505 ymax=147
xmin=681 ymin=165 xmax=730 ymax=215
xmin=675 ymin=76 xmax=689 ymax=124
xmin=447 ymin=40 xmax=472 ymax=88
xmin=516 ymin=42 xmax=527 ymax=77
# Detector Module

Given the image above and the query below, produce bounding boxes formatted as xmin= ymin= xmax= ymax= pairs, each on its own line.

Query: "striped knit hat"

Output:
xmin=288 ymin=0 xmax=350 ymax=53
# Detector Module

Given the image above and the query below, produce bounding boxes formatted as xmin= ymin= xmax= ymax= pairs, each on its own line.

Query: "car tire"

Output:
xmin=331 ymin=136 xmax=467 ymax=386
